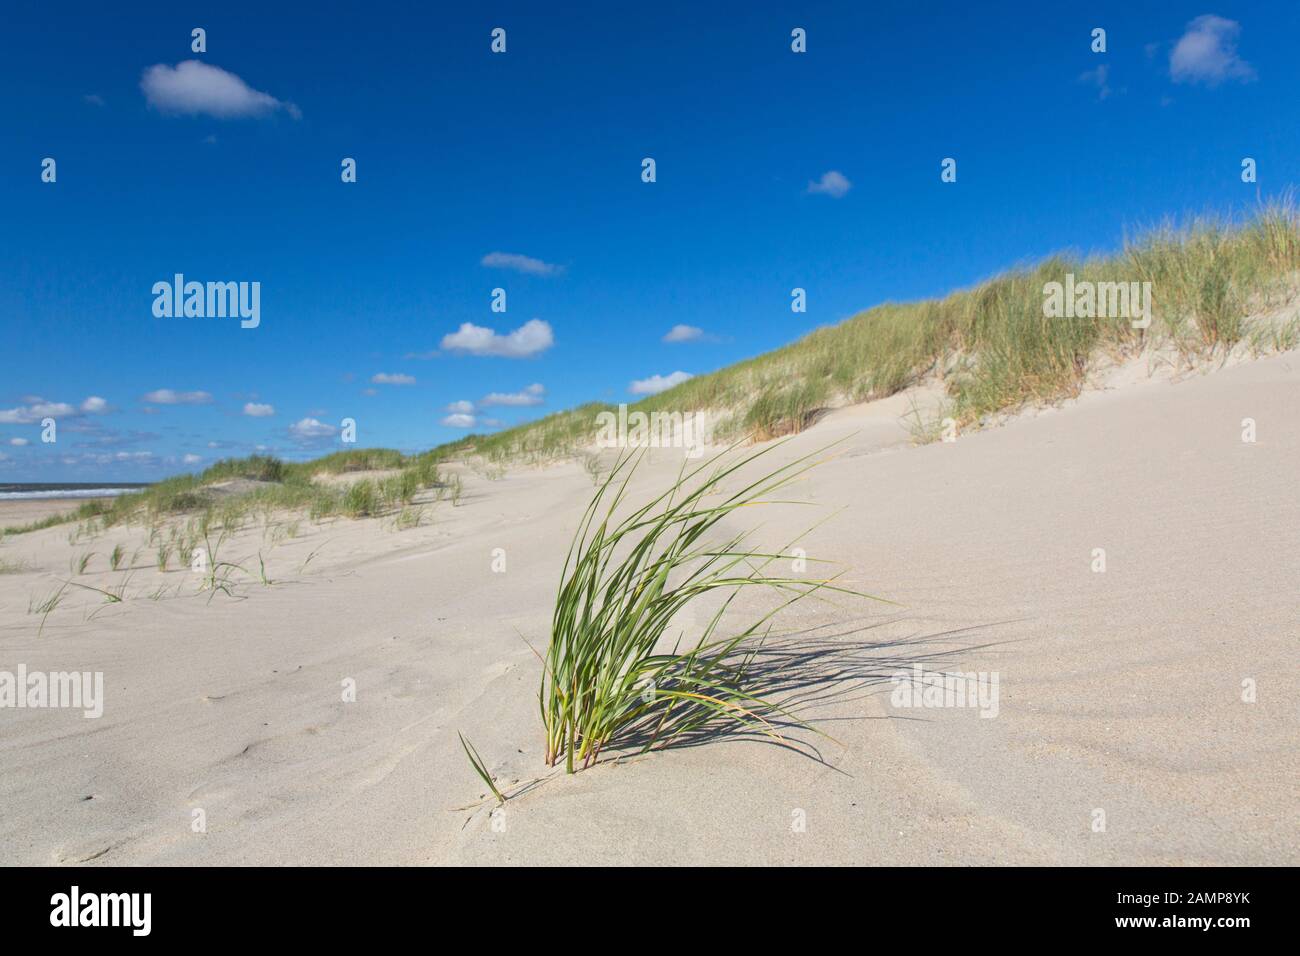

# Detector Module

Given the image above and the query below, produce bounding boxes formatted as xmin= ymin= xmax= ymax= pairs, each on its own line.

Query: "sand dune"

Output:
xmin=1 ymin=351 xmax=1296 ymax=865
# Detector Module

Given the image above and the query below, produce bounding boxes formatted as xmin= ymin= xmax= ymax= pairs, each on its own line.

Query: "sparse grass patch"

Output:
xmin=0 ymin=557 xmax=32 ymax=574
xmin=341 ymin=479 xmax=378 ymax=518
xmin=28 ymin=582 xmax=69 ymax=636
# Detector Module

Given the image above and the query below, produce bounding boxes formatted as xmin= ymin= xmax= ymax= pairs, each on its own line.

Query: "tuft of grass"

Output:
xmin=28 ymin=582 xmax=69 ymax=637
xmin=256 ymin=551 xmax=273 ymax=586
xmin=540 ymin=441 xmax=882 ymax=773
xmin=341 ymin=479 xmax=378 ymax=518
xmin=458 ymin=732 xmax=505 ymax=804
xmin=580 ymin=452 xmax=606 ymax=487
xmin=380 ymin=470 xmax=419 ymax=507
xmin=299 ymin=542 xmax=328 ymax=574
xmin=67 ymin=575 xmax=130 ymax=604
xmin=109 ymin=543 xmax=125 ymax=571
xmin=389 ymin=506 xmax=426 ymax=531
xmin=1 ymin=557 xmax=33 ymax=574
xmin=197 ymin=531 xmax=244 ymax=601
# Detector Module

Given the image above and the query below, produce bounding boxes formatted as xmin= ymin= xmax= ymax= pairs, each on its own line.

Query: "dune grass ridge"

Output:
xmin=456 ymin=202 xmax=1300 ymax=456
xmin=9 ymin=204 xmax=1297 ymax=537
xmin=2 ymin=448 xmax=447 ymax=537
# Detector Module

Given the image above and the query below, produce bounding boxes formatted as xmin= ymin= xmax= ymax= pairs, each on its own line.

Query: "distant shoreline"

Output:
xmin=0 ymin=483 xmax=150 ymax=501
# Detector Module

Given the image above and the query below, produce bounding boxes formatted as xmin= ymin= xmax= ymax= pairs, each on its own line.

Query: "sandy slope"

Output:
xmin=0 ymin=352 xmax=1296 ymax=866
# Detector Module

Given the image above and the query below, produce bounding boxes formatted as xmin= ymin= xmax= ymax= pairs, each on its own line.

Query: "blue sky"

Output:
xmin=3 ymin=1 xmax=1297 ymax=480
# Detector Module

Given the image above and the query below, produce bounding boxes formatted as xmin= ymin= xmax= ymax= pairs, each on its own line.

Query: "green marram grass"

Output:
xmin=539 ymin=441 xmax=882 ymax=774
xmin=453 ymin=201 xmax=1300 ymax=454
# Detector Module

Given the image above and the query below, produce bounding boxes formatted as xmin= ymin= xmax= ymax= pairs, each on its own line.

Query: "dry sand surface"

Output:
xmin=0 ymin=498 xmax=112 ymax=529
xmin=1 ymin=351 xmax=1297 ymax=866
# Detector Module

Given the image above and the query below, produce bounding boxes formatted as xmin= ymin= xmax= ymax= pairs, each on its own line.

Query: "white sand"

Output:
xmin=1 ymin=351 xmax=1296 ymax=865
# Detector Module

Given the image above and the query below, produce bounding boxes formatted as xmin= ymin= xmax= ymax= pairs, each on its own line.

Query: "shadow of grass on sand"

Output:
xmin=603 ymin=615 xmax=1017 ymax=772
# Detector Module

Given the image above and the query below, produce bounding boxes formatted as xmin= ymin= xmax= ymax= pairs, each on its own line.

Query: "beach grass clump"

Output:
xmin=200 ymin=454 xmax=285 ymax=483
xmin=540 ymin=442 xmax=875 ymax=773
xmin=282 ymin=448 xmax=406 ymax=479
xmin=340 ymin=479 xmax=379 ymax=518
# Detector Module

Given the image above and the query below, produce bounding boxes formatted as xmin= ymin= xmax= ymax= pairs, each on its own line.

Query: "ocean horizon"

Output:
xmin=0 ymin=483 xmax=151 ymax=501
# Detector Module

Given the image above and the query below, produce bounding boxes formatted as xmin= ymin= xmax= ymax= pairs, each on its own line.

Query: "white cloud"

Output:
xmin=371 ymin=372 xmax=416 ymax=386
xmin=807 ymin=170 xmax=852 ymax=198
xmin=629 ymin=371 xmax=693 ymax=395
xmin=480 ymin=252 xmax=562 ymax=276
xmin=183 ymin=454 xmax=203 ymax=465
xmin=1170 ymin=15 xmax=1255 ymax=86
xmin=445 ymin=400 xmax=475 ymax=414
xmin=663 ymin=324 xmax=705 ymax=343
xmin=55 ymin=450 xmax=158 ymax=467
xmin=7 ymin=438 xmax=29 ymax=446
xmin=141 ymin=61 xmax=301 ymax=119
xmin=80 ymin=396 xmax=109 ymax=414
xmin=440 ymin=319 xmax=554 ymax=358
xmin=0 ymin=400 xmax=75 ymax=424
xmin=243 ymin=402 xmax=275 ymax=417
xmin=288 ymin=417 xmax=336 ymax=439
xmin=142 ymin=389 xmax=213 ymax=405
xmin=440 ymin=413 xmax=478 ymax=428
xmin=480 ymin=383 xmax=545 ymax=407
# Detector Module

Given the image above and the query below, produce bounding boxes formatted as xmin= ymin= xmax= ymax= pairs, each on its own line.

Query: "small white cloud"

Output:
xmin=243 ymin=402 xmax=275 ymax=417
xmin=142 ymin=389 xmax=213 ymax=405
xmin=629 ymin=371 xmax=693 ymax=396
xmin=440 ymin=319 xmax=554 ymax=358
xmin=0 ymin=397 xmax=108 ymax=424
xmin=662 ymin=324 xmax=705 ymax=343
xmin=480 ymin=383 xmax=545 ymax=407
xmin=141 ymin=60 xmax=301 ymax=119
xmin=445 ymin=400 xmax=476 ymax=414
xmin=480 ymin=252 xmax=562 ymax=276
xmin=440 ymin=413 xmax=478 ymax=428
xmin=84 ymin=94 xmax=105 ymax=106
xmin=1170 ymin=15 xmax=1255 ymax=86
xmin=289 ymin=417 xmax=336 ymax=439
xmin=182 ymin=454 xmax=203 ymax=465
xmin=371 ymin=372 xmax=417 ymax=386
xmin=807 ymin=170 xmax=852 ymax=198
xmin=7 ymin=438 xmax=29 ymax=446
xmin=0 ymin=399 xmax=77 ymax=424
